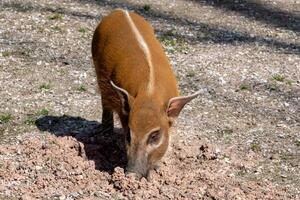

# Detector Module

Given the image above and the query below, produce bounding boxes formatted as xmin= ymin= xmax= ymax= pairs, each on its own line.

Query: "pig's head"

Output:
xmin=111 ymin=81 xmax=199 ymax=177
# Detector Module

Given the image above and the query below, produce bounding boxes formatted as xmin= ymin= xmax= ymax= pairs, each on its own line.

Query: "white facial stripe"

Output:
xmin=123 ymin=10 xmax=154 ymax=94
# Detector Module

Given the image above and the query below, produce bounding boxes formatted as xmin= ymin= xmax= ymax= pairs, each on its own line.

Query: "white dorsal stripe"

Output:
xmin=123 ymin=10 xmax=154 ymax=94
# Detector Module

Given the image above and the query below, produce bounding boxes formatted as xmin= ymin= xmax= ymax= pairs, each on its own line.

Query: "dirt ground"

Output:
xmin=0 ymin=0 xmax=299 ymax=199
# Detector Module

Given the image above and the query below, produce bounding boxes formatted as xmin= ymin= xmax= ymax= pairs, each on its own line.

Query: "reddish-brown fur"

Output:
xmin=92 ymin=9 xmax=199 ymax=177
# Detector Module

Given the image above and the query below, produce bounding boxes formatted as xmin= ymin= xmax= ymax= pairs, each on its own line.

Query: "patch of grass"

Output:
xmin=24 ymin=109 xmax=50 ymax=125
xmin=24 ymin=116 xmax=36 ymax=125
xmin=267 ymin=83 xmax=278 ymax=92
xmin=2 ymin=51 xmax=11 ymax=57
xmin=48 ymin=13 xmax=63 ymax=20
xmin=160 ymin=37 xmax=177 ymax=46
xmin=239 ymin=84 xmax=251 ymax=91
xmin=78 ymin=27 xmax=87 ymax=33
xmin=77 ymin=84 xmax=87 ymax=92
xmin=0 ymin=113 xmax=12 ymax=124
xmin=2 ymin=49 xmax=31 ymax=57
xmin=39 ymin=83 xmax=51 ymax=91
xmin=51 ymin=26 xmax=62 ymax=32
xmin=37 ymin=26 xmax=45 ymax=33
xmin=164 ymin=39 xmax=177 ymax=53
xmin=250 ymin=142 xmax=261 ymax=152
xmin=143 ymin=4 xmax=151 ymax=11
xmin=272 ymin=74 xmax=285 ymax=82
xmin=38 ymin=108 xmax=49 ymax=116
xmin=295 ymin=140 xmax=300 ymax=147
xmin=187 ymin=70 xmax=196 ymax=78
xmin=158 ymin=29 xmax=187 ymax=53
xmin=222 ymin=129 xmax=234 ymax=134
xmin=164 ymin=29 xmax=177 ymax=37
xmin=286 ymin=80 xmax=293 ymax=86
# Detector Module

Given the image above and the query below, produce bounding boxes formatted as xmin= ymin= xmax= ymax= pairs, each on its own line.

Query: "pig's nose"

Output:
xmin=126 ymin=167 xmax=147 ymax=179
xmin=125 ymin=170 xmax=143 ymax=179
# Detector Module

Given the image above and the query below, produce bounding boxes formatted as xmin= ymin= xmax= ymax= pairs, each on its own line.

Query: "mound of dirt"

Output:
xmin=0 ymin=133 xmax=292 ymax=199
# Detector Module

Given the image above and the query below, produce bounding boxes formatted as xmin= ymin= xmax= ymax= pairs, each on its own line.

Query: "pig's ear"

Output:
xmin=167 ymin=91 xmax=200 ymax=121
xmin=110 ymin=81 xmax=133 ymax=115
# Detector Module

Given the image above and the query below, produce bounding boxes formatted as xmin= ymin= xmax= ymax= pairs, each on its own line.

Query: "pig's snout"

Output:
xmin=126 ymin=165 xmax=148 ymax=178
xmin=126 ymin=154 xmax=149 ymax=178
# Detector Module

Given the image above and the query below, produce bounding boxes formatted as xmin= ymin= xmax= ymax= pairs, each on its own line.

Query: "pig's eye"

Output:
xmin=147 ymin=131 xmax=161 ymax=145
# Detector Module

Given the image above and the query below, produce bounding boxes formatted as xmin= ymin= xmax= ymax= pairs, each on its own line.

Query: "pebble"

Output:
xmin=35 ymin=166 xmax=43 ymax=170
xmin=59 ymin=195 xmax=66 ymax=200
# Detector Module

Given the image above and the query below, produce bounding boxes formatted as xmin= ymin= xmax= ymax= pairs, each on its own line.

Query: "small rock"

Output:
xmin=35 ymin=166 xmax=43 ymax=171
xmin=281 ymin=174 xmax=287 ymax=178
xmin=69 ymin=192 xmax=79 ymax=198
xmin=78 ymin=175 xmax=84 ymax=179
xmin=17 ymin=149 xmax=22 ymax=155
xmin=59 ymin=195 xmax=66 ymax=200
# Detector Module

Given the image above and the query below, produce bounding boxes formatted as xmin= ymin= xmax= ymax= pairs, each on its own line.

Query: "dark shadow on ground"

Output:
xmin=2 ymin=0 xmax=299 ymax=54
xmin=80 ymin=0 xmax=300 ymax=54
xmin=195 ymin=0 xmax=300 ymax=33
xmin=35 ymin=115 xmax=126 ymax=173
xmin=0 ymin=1 xmax=97 ymax=19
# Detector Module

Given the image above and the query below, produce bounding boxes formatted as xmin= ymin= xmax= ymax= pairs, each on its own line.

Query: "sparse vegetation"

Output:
xmin=37 ymin=26 xmax=45 ymax=33
xmin=0 ymin=113 xmax=12 ymax=124
xmin=250 ymin=142 xmax=261 ymax=152
xmin=272 ymin=74 xmax=285 ymax=82
xmin=286 ymin=80 xmax=293 ymax=86
xmin=51 ymin=26 xmax=62 ymax=32
xmin=158 ymin=29 xmax=187 ymax=53
xmin=24 ymin=116 xmax=36 ymax=125
xmin=24 ymin=109 xmax=50 ymax=125
xmin=187 ymin=70 xmax=196 ymax=77
xmin=39 ymin=83 xmax=51 ymax=91
xmin=38 ymin=108 xmax=49 ymax=116
xmin=47 ymin=13 xmax=63 ymax=20
xmin=239 ymin=84 xmax=250 ymax=91
xmin=267 ymin=83 xmax=278 ymax=91
xmin=77 ymin=84 xmax=87 ymax=92
xmin=143 ymin=4 xmax=151 ymax=11
xmin=164 ymin=29 xmax=177 ymax=37
xmin=295 ymin=140 xmax=300 ymax=147
xmin=78 ymin=27 xmax=87 ymax=33
xmin=1 ymin=49 xmax=30 ymax=57
xmin=2 ymin=51 xmax=11 ymax=57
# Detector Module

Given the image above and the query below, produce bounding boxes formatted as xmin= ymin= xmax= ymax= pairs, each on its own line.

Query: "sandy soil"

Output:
xmin=0 ymin=133 xmax=293 ymax=199
xmin=0 ymin=0 xmax=299 ymax=199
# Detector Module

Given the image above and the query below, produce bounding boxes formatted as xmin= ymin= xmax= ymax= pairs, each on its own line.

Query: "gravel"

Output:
xmin=0 ymin=0 xmax=299 ymax=199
